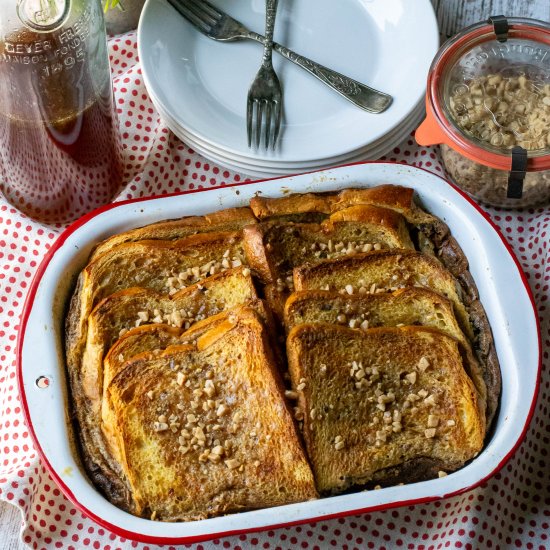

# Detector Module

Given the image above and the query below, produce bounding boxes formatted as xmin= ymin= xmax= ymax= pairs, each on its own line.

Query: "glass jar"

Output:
xmin=416 ymin=17 xmax=550 ymax=208
xmin=0 ymin=0 xmax=124 ymax=223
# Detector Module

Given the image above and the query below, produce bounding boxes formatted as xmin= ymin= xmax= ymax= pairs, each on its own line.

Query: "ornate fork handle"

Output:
xmin=262 ymin=0 xmax=278 ymax=67
xmin=247 ymin=31 xmax=392 ymax=113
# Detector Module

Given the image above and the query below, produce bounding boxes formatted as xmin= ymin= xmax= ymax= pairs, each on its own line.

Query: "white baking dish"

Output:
xmin=17 ymin=162 xmax=540 ymax=545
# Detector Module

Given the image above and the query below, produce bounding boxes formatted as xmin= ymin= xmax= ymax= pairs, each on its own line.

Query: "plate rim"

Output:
xmin=17 ymin=160 xmax=542 ymax=544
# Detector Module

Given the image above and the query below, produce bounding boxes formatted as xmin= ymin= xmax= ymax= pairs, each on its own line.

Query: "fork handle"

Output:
xmin=274 ymin=42 xmax=392 ymax=113
xmin=262 ymin=0 xmax=279 ymax=66
xmin=247 ymin=30 xmax=392 ymax=113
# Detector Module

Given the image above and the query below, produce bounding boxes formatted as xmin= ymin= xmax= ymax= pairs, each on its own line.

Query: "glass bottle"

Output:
xmin=0 ymin=0 xmax=124 ymax=223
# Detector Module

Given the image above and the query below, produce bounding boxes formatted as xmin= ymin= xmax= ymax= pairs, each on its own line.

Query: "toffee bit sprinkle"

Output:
xmin=204 ymin=379 xmax=216 ymax=398
xmin=418 ymin=356 xmax=430 ymax=372
xmin=225 ymin=458 xmax=241 ymax=470
xmin=216 ymin=404 xmax=229 ymax=417
xmin=424 ymin=394 xmax=437 ymax=406
xmin=438 ymin=471 xmax=448 ymax=478
xmin=427 ymin=414 xmax=439 ymax=428
xmin=424 ymin=428 xmax=437 ymax=439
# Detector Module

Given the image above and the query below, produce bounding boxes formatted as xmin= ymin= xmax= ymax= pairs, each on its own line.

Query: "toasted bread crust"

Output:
xmin=250 ymin=193 xmax=333 ymax=220
xmin=90 ymin=207 xmax=256 ymax=261
xmin=284 ymin=288 xmax=464 ymax=341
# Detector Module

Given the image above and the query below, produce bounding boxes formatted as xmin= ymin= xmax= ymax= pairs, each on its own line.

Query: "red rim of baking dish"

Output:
xmin=416 ymin=18 xmax=550 ymax=171
xmin=16 ymin=160 xmax=542 ymax=545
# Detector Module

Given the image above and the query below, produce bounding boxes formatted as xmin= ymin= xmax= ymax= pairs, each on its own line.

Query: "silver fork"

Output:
xmin=246 ymin=0 xmax=282 ymax=149
xmin=167 ymin=0 xmax=392 ymax=114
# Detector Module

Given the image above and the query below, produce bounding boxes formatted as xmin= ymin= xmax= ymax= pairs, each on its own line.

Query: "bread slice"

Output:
xmin=65 ymin=231 xmax=248 ymax=383
xmin=250 ymin=185 xmax=435 ymax=225
xmin=286 ymin=324 xmax=485 ymax=494
xmin=80 ymin=267 xmax=257 ymax=412
xmin=105 ymin=314 xmax=317 ymax=520
xmin=90 ymin=207 xmax=257 ymax=261
xmin=102 ymin=302 xmax=272 ymax=400
xmin=250 ymin=185 xmax=450 ymax=262
xmin=69 ymin=267 xmax=256 ymax=509
xmin=244 ymin=205 xmax=414 ymax=318
xmin=284 ymin=288 xmax=465 ymax=342
xmin=284 ymin=288 xmax=487 ymax=412
xmin=101 ymin=304 xmax=270 ymax=464
xmin=244 ymin=205 xmax=414 ymax=285
xmin=292 ymin=250 xmax=472 ymax=339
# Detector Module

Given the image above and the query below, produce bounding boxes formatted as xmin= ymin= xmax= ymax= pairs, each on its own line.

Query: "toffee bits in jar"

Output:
xmin=417 ymin=16 xmax=550 ymax=208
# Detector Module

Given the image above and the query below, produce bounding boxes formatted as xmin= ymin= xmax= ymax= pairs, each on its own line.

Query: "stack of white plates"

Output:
xmin=138 ymin=0 xmax=439 ymax=177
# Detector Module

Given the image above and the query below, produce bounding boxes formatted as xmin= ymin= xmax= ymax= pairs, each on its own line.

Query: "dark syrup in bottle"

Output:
xmin=0 ymin=7 xmax=124 ymax=223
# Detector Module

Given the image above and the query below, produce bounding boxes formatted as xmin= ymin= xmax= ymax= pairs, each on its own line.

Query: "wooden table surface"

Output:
xmin=1 ymin=0 xmax=548 ymax=548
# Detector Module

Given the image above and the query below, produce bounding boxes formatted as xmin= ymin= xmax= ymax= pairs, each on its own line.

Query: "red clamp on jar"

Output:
xmin=416 ymin=16 xmax=550 ymax=208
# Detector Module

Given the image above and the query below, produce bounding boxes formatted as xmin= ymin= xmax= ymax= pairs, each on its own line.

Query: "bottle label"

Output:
xmin=17 ymin=0 xmax=71 ymax=32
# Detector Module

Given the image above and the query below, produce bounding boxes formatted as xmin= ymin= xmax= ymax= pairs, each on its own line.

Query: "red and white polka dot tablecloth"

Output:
xmin=1 ymin=32 xmax=549 ymax=550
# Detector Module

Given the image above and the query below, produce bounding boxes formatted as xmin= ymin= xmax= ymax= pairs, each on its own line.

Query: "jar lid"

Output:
xmin=417 ymin=17 xmax=550 ymax=171
xmin=17 ymin=0 xmax=70 ymax=32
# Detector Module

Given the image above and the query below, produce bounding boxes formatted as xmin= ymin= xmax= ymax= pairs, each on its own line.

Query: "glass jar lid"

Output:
xmin=17 ymin=0 xmax=71 ymax=32
xmin=417 ymin=17 xmax=550 ymax=171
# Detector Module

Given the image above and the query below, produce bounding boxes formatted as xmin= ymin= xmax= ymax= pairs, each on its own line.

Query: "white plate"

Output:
xmin=18 ymin=163 xmax=540 ymax=545
xmin=158 ymin=101 xmax=425 ymax=177
xmin=139 ymin=0 xmax=439 ymax=163
xmin=152 ymin=89 xmax=425 ymax=174
xmin=151 ymin=90 xmax=420 ymax=167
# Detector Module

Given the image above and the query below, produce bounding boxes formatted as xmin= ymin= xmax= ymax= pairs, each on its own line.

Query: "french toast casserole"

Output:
xmin=64 ymin=184 xmax=500 ymax=521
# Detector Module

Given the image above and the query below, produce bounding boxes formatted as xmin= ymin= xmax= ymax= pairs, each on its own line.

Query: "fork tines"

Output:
xmin=168 ymin=0 xmax=220 ymax=33
xmin=247 ymin=95 xmax=282 ymax=150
